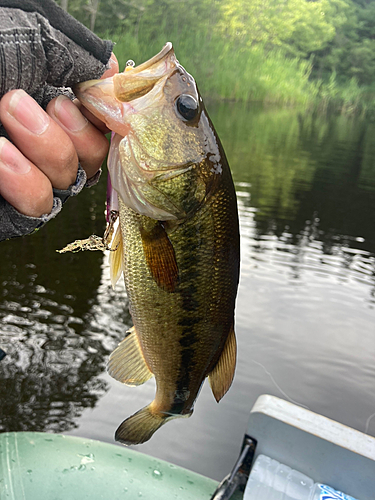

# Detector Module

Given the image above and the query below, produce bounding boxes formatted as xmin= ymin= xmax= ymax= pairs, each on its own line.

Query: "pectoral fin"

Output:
xmin=109 ymin=223 xmax=124 ymax=289
xmin=208 ymin=325 xmax=237 ymax=402
xmin=107 ymin=326 xmax=153 ymax=386
xmin=140 ymin=221 xmax=179 ymax=293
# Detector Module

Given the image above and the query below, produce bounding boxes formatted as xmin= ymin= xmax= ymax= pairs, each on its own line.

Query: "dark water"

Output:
xmin=1 ymin=102 xmax=375 ymax=482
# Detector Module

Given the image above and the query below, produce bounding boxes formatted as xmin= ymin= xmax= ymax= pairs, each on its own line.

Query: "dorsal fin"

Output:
xmin=140 ymin=221 xmax=179 ymax=293
xmin=107 ymin=326 xmax=153 ymax=386
xmin=109 ymin=223 xmax=123 ymax=289
xmin=208 ymin=325 xmax=237 ymax=402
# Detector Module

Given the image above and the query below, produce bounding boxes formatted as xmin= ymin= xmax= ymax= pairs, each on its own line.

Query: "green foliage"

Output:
xmin=316 ymin=70 xmax=375 ymax=115
xmin=108 ymin=28 xmax=318 ymax=107
xmin=312 ymin=0 xmax=375 ymax=86
xmin=217 ymin=0 xmax=349 ymax=56
xmin=56 ymin=0 xmax=375 ymax=112
xmin=56 ymin=0 xmax=143 ymax=32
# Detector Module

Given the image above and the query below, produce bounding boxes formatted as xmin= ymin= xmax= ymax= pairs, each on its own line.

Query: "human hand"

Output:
xmin=0 ymin=54 xmax=118 ymax=219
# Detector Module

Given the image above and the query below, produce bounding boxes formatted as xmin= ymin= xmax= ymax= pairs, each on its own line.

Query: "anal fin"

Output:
xmin=208 ymin=325 xmax=237 ymax=402
xmin=109 ymin=223 xmax=124 ymax=289
xmin=107 ymin=326 xmax=153 ymax=386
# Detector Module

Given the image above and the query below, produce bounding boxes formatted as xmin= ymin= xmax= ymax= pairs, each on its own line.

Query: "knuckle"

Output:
xmin=26 ymin=176 xmax=53 ymax=217
xmin=55 ymin=143 xmax=78 ymax=175
xmin=80 ymin=133 xmax=109 ymax=170
xmin=91 ymin=136 xmax=109 ymax=163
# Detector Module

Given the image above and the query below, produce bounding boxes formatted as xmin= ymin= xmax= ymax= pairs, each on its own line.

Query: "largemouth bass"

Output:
xmin=74 ymin=43 xmax=240 ymax=445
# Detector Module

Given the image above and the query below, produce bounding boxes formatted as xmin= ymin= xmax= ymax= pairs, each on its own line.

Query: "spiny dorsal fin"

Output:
xmin=107 ymin=326 xmax=153 ymax=386
xmin=140 ymin=221 xmax=179 ymax=293
xmin=208 ymin=325 xmax=237 ymax=402
xmin=109 ymin=223 xmax=123 ymax=289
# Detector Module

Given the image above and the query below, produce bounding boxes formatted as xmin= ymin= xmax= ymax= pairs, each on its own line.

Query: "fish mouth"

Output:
xmin=113 ymin=42 xmax=176 ymax=102
xmin=73 ymin=43 xmax=177 ymax=134
xmin=123 ymin=42 xmax=174 ymax=77
xmin=74 ymin=42 xmax=176 ymax=104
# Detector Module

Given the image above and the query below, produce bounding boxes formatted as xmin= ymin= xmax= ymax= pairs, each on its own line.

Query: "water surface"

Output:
xmin=1 ymin=103 xmax=375 ymax=481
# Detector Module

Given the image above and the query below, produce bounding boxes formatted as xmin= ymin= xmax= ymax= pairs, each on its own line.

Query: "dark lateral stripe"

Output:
xmin=181 ymin=297 xmax=199 ymax=312
xmin=168 ymin=401 xmax=186 ymax=414
xmin=180 ymin=283 xmax=199 ymax=312
xmin=178 ymin=316 xmax=202 ymax=327
xmin=176 ymin=347 xmax=196 ymax=394
xmin=179 ymin=332 xmax=196 ymax=348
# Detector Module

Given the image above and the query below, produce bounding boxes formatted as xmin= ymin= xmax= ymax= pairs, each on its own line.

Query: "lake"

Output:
xmin=1 ymin=102 xmax=375 ymax=482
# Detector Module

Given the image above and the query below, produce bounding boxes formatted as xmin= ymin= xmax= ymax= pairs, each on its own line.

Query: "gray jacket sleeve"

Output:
xmin=0 ymin=0 xmax=113 ymax=242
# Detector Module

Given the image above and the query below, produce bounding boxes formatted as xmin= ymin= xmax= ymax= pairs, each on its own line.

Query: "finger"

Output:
xmin=75 ymin=100 xmax=110 ymax=134
xmin=0 ymin=137 xmax=53 ymax=217
xmin=101 ymin=52 xmax=119 ymax=79
xmin=74 ymin=52 xmax=119 ymax=134
xmin=46 ymin=95 xmax=109 ymax=179
xmin=0 ymin=90 xmax=78 ymax=190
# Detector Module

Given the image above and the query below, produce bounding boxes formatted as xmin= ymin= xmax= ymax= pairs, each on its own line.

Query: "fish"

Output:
xmin=74 ymin=43 xmax=240 ymax=445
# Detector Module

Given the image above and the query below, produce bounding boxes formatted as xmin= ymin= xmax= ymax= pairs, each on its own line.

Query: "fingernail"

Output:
xmin=54 ymin=95 xmax=88 ymax=132
xmin=0 ymin=137 xmax=31 ymax=174
xmin=8 ymin=90 xmax=49 ymax=135
xmin=108 ymin=52 xmax=118 ymax=70
xmin=102 ymin=52 xmax=119 ymax=79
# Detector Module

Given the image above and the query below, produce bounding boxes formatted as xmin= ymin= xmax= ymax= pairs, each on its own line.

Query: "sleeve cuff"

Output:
xmin=52 ymin=163 xmax=87 ymax=204
xmin=0 ymin=196 xmax=62 ymax=242
xmin=0 ymin=164 xmax=97 ymax=241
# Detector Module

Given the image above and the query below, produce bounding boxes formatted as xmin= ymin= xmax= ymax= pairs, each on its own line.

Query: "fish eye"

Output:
xmin=175 ymin=94 xmax=199 ymax=121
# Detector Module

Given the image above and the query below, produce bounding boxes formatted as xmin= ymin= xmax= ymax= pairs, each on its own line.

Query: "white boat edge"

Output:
xmin=251 ymin=394 xmax=375 ymax=460
xmin=244 ymin=394 xmax=375 ymax=499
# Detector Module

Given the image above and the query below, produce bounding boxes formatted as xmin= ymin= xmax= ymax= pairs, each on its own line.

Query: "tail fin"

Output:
xmin=115 ymin=404 xmax=177 ymax=445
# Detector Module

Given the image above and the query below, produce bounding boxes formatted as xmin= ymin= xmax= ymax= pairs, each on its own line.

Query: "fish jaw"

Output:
xmin=113 ymin=42 xmax=177 ymax=102
xmin=73 ymin=76 xmax=168 ymax=138
xmin=74 ymin=77 xmax=132 ymax=137
xmin=73 ymin=43 xmax=177 ymax=137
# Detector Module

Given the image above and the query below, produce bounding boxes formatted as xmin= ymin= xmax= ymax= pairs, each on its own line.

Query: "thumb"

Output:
xmin=101 ymin=53 xmax=119 ymax=79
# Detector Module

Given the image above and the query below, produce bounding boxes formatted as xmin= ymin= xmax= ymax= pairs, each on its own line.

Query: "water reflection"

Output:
xmin=0 ymin=184 xmax=126 ymax=433
xmin=212 ymin=102 xmax=375 ymax=253
xmin=236 ymin=187 xmax=375 ymax=304
xmin=1 ymin=103 xmax=375 ymax=480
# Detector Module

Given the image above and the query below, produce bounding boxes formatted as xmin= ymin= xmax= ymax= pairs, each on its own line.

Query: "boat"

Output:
xmin=1 ymin=395 xmax=374 ymax=499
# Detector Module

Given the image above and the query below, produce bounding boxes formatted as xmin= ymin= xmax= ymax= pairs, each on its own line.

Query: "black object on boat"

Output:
xmin=210 ymin=435 xmax=257 ymax=500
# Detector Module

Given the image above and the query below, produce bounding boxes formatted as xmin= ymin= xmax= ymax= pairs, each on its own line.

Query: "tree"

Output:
xmin=56 ymin=0 xmax=142 ymax=33
xmin=218 ymin=0 xmax=348 ymax=56
xmin=312 ymin=0 xmax=375 ymax=85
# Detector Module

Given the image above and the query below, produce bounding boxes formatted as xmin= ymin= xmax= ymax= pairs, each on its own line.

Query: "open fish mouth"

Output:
xmin=73 ymin=43 xmax=181 ymax=141
xmin=74 ymin=42 xmax=177 ymax=110
xmin=112 ymin=42 xmax=176 ymax=102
